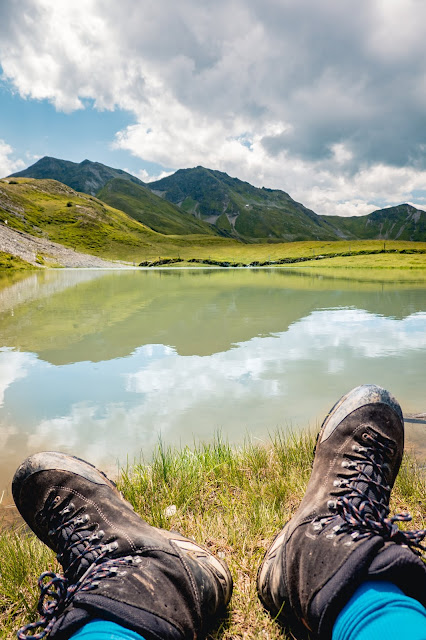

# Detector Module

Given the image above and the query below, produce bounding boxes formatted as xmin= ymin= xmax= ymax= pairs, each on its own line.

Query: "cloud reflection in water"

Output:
xmin=3 ymin=307 xmax=422 ymax=479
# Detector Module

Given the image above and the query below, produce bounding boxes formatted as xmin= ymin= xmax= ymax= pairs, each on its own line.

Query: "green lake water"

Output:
xmin=0 ymin=267 xmax=425 ymax=516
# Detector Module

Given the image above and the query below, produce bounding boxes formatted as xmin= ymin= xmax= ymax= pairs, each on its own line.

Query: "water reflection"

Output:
xmin=0 ymin=268 xmax=425 ymax=510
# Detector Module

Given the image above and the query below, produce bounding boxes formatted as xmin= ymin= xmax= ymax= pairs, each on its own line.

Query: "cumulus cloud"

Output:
xmin=131 ymin=168 xmax=174 ymax=183
xmin=1 ymin=0 xmax=426 ymax=214
xmin=0 ymin=349 xmax=34 ymax=407
xmin=0 ymin=140 xmax=25 ymax=178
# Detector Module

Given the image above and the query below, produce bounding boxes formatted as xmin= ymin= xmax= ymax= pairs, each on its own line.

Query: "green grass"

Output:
xmin=0 ymin=252 xmax=35 ymax=270
xmin=0 ymin=529 xmax=59 ymax=637
xmin=134 ymin=239 xmax=426 ymax=267
xmin=97 ymin=178 xmax=219 ymax=236
xmin=1 ymin=433 xmax=424 ymax=639
xmin=136 ymin=241 xmax=426 ymax=271
xmin=173 ymin=239 xmax=426 ymax=263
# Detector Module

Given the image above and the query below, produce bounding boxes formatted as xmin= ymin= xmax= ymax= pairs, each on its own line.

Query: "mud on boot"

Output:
xmin=13 ymin=452 xmax=233 ymax=640
xmin=257 ymin=384 xmax=426 ymax=639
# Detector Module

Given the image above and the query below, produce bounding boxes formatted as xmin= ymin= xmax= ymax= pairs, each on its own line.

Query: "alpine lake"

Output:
xmin=1 ymin=266 xmax=425 ymax=522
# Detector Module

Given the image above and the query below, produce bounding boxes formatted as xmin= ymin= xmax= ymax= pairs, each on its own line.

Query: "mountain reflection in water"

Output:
xmin=0 ymin=267 xmax=425 ymax=511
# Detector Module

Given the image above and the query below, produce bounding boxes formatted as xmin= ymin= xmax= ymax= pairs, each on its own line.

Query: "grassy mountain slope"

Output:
xmin=323 ymin=204 xmax=426 ymax=241
xmin=9 ymin=158 xmax=223 ymax=237
xmin=9 ymin=156 xmax=146 ymax=196
xmin=97 ymin=178 xmax=219 ymax=236
xmin=0 ymin=251 xmax=34 ymax=269
xmin=0 ymin=177 xmax=234 ymax=262
xmin=149 ymin=166 xmax=339 ymax=241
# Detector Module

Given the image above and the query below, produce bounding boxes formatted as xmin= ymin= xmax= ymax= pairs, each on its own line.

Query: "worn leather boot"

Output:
xmin=257 ymin=384 xmax=426 ymax=639
xmin=13 ymin=452 xmax=232 ymax=640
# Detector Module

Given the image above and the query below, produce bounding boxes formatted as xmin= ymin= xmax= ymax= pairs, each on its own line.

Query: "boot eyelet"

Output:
xmin=75 ymin=514 xmax=90 ymax=525
xmin=333 ymin=479 xmax=348 ymax=487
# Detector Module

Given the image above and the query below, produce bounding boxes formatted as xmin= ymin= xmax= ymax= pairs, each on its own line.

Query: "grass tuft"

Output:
xmin=0 ymin=528 xmax=58 ymax=635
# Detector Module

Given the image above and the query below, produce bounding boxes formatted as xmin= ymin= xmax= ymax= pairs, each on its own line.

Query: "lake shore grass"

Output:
xmin=134 ymin=240 xmax=426 ymax=267
xmin=1 ymin=432 xmax=425 ymax=639
xmin=0 ymin=252 xmax=35 ymax=270
xmin=2 ymin=236 xmax=426 ymax=271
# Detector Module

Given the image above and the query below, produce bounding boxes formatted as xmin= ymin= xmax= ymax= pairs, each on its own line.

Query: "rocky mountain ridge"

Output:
xmin=10 ymin=156 xmax=146 ymax=196
xmin=149 ymin=166 xmax=338 ymax=241
xmin=323 ymin=204 xmax=426 ymax=242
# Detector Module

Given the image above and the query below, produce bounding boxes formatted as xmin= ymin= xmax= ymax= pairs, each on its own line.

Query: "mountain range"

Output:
xmin=8 ymin=156 xmax=426 ymax=242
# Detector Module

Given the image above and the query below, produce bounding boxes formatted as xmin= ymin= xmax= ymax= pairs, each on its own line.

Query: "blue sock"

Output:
xmin=70 ymin=619 xmax=146 ymax=640
xmin=333 ymin=581 xmax=426 ymax=640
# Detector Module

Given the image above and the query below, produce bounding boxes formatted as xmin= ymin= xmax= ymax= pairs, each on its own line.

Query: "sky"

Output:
xmin=1 ymin=0 xmax=426 ymax=217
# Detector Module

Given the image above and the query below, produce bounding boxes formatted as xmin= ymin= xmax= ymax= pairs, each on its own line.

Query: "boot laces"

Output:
xmin=17 ymin=493 xmax=136 ymax=639
xmin=327 ymin=431 xmax=426 ymax=553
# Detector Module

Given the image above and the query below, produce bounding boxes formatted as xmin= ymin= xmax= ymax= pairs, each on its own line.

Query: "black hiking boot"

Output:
xmin=257 ymin=384 xmax=426 ymax=639
xmin=13 ymin=452 xmax=232 ymax=640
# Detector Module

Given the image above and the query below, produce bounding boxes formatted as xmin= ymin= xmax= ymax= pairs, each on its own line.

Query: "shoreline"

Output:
xmin=1 ymin=231 xmax=426 ymax=271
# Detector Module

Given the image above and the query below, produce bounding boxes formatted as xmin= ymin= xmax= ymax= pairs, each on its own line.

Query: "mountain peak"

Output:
xmin=149 ymin=164 xmax=337 ymax=241
xmin=10 ymin=156 xmax=146 ymax=196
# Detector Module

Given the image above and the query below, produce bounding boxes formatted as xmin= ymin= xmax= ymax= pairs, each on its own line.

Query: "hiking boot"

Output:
xmin=257 ymin=384 xmax=426 ymax=638
xmin=12 ymin=452 xmax=232 ymax=640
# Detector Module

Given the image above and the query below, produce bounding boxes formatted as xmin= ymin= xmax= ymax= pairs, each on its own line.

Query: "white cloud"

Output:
xmin=2 ymin=0 xmax=426 ymax=214
xmin=0 ymin=349 xmax=33 ymax=407
xmin=129 ymin=168 xmax=174 ymax=184
xmin=143 ymin=170 xmax=174 ymax=184
xmin=0 ymin=140 xmax=25 ymax=178
xmin=123 ymin=309 xmax=426 ymax=428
